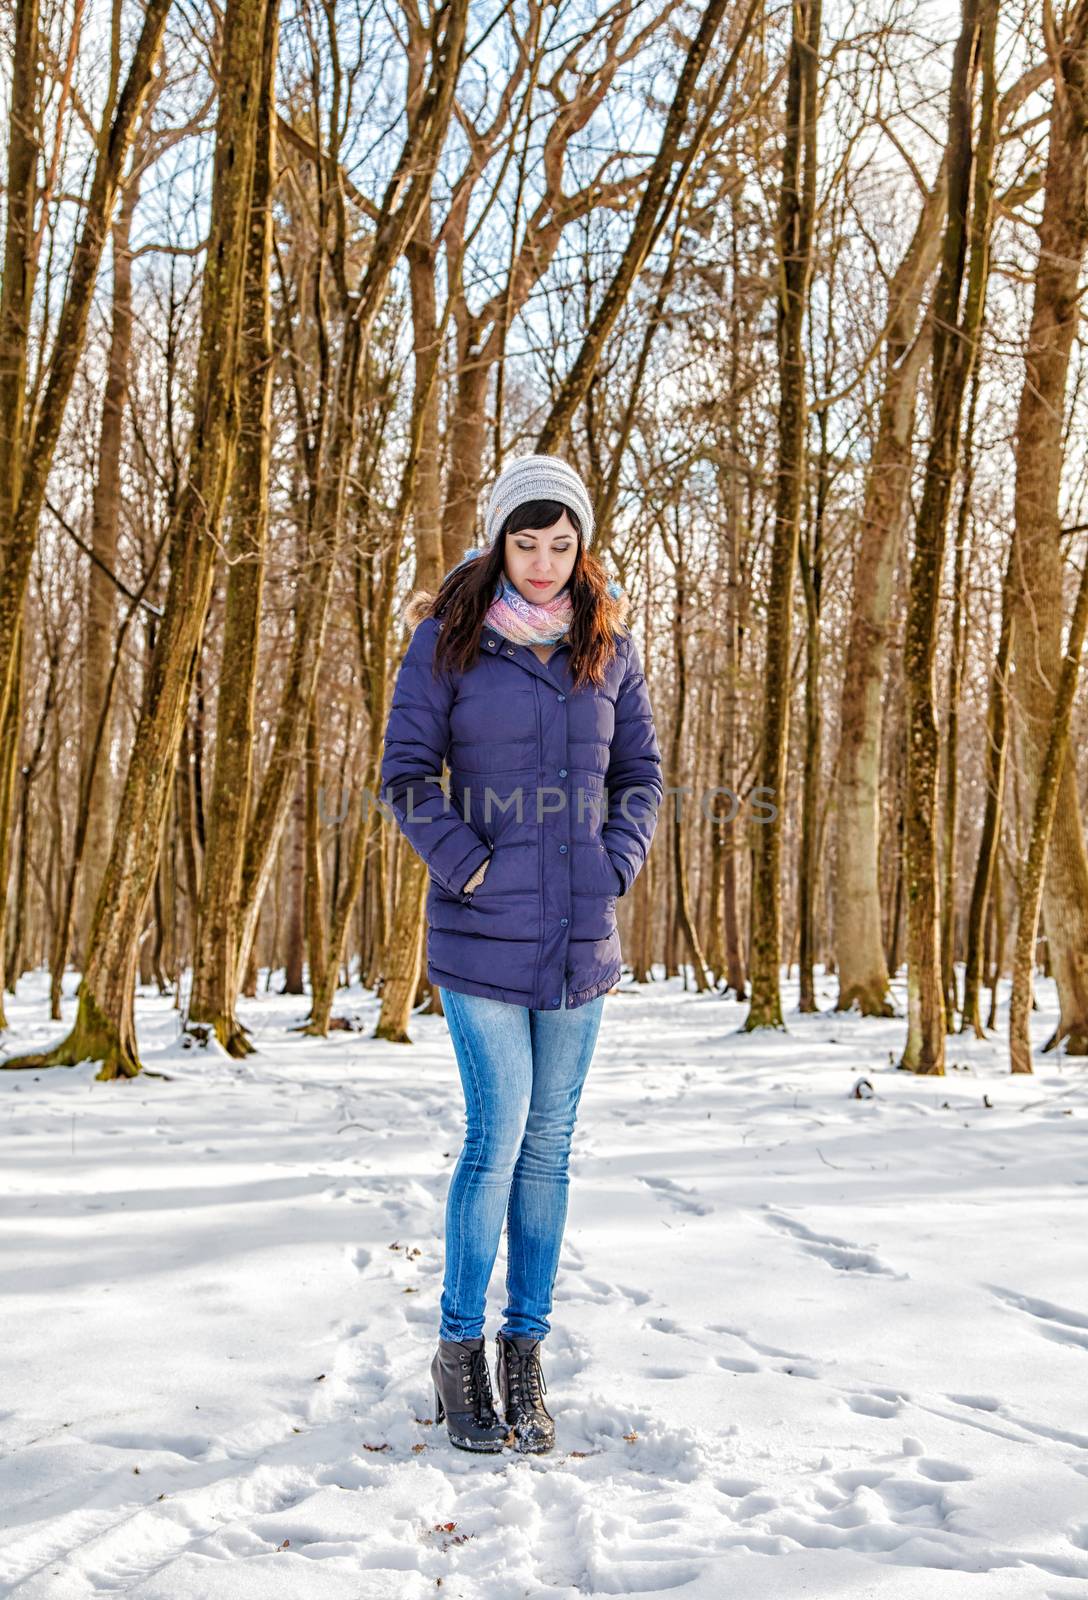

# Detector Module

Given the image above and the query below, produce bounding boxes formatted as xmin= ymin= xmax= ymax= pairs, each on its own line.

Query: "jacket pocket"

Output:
xmin=460 ymin=839 xmax=496 ymax=903
xmin=596 ymin=840 xmax=622 ymax=897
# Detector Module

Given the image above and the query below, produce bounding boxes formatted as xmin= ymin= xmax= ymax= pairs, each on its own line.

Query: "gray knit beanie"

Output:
xmin=484 ymin=453 xmax=595 ymax=548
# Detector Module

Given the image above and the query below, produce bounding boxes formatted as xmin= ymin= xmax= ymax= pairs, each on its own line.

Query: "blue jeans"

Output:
xmin=437 ymin=978 xmax=605 ymax=1342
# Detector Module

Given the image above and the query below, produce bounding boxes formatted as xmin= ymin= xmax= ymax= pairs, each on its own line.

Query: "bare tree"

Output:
xmin=186 ymin=2 xmax=279 ymax=1055
xmin=0 ymin=0 xmax=174 ymax=1029
xmin=1009 ymin=540 xmax=1088 ymax=1073
xmin=745 ymin=0 xmax=821 ymax=1031
xmin=1007 ymin=0 xmax=1088 ymax=1059
xmin=4 ymin=0 xmax=278 ymax=1076
xmin=901 ymin=0 xmax=995 ymax=1074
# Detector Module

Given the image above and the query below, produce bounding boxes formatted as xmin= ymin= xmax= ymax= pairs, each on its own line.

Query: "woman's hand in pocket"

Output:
xmin=461 ymin=856 xmax=490 ymax=895
xmin=599 ymin=841 xmax=623 ymax=896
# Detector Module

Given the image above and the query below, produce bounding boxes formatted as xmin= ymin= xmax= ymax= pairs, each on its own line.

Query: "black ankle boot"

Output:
xmin=431 ymin=1336 xmax=510 ymax=1452
xmin=495 ymin=1331 xmax=555 ymax=1454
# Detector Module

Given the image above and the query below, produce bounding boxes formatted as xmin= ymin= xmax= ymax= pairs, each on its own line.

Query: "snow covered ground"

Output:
xmin=1 ymin=964 xmax=1086 ymax=1599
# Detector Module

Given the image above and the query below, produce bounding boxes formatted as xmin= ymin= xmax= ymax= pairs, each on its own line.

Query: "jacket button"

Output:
xmin=552 ymin=997 xmax=560 ymax=1006
xmin=559 ymin=843 xmax=567 ymax=853
xmin=558 ymin=767 xmax=567 ymax=778
xmin=487 ymin=639 xmax=495 ymax=648
xmin=506 ymin=646 xmax=515 ymax=655
xmin=557 ymin=694 xmax=566 ymax=702
xmin=560 ymin=917 xmax=568 ymax=926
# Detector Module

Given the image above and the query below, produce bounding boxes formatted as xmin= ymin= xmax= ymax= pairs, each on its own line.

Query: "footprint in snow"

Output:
xmin=988 ymin=1283 xmax=1088 ymax=1352
xmin=401 ymin=1298 xmax=436 ymax=1329
xmin=705 ymin=1322 xmax=810 ymax=1363
xmin=760 ymin=1205 xmax=906 ymax=1278
xmin=557 ymin=1271 xmax=650 ymax=1308
xmin=715 ymin=1474 xmax=764 ymax=1498
xmin=638 ymin=1175 xmax=714 ymax=1216
xmin=644 ymin=1315 xmax=683 ymax=1336
xmin=84 ymin=1430 xmax=214 ymax=1461
xmin=846 ymin=1390 xmax=902 ymax=1418
xmin=946 ymin=1392 xmax=1003 ymax=1412
xmin=714 ymin=1355 xmax=759 ymax=1374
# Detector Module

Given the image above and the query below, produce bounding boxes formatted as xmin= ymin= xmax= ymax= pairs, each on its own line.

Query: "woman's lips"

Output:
xmin=529 ymin=579 xmax=552 ymax=588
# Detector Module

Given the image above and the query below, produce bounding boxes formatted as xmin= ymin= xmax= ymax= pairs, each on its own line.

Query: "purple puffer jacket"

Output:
xmin=380 ymin=613 xmax=662 ymax=1010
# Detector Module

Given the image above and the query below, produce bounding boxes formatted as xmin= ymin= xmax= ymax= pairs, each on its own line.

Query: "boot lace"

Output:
xmin=505 ymin=1341 xmax=548 ymax=1411
xmin=459 ymin=1345 xmax=497 ymax=1419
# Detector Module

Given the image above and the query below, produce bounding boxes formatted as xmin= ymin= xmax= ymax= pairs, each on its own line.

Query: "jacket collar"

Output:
xmin=479 ymin=626 xmax=571 ymax=688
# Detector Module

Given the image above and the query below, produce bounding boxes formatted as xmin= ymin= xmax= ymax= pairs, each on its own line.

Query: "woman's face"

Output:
xmin=503 ymin=511 xmax=578 ymax=603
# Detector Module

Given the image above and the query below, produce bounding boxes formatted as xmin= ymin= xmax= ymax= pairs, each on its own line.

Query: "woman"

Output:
xmin=380 ymin=453 xmax=662 ymax=1455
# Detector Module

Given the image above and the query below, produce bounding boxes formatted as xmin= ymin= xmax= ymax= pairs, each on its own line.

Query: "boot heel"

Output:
xmin=433 ymin=1381 xmax=445 ymax=1424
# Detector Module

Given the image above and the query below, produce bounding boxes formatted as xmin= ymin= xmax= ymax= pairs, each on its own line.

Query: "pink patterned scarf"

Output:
xmin=483 ymin=572 xmax=574 ymax=645
xmin=447 ymin=546 xmax=621 ymax=646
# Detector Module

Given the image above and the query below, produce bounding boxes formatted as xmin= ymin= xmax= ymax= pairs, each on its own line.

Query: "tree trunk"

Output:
xmin=374 ymin=839 xmax=429 ymax=1042
xmin=901 ymin=0 xmax=994 ymax=1074
xmin=304 ymin=706 xmax=328 ymax=1009
xmin=336 ymin=193 xmax=452 ymax=1042
xmin=720 ymin=385 xmax=747 ymax=999
xmin=0 ymin=626 xmax=23 ymax=1013
xmin=798 ymin=408 xmax=827 ymax=1012
xmin=833 ymin=178 xmax=945 ymax=1018
xmin=745 ymin=0 xmax=821 ymax=1030
xmin=176 ymin=720 xmax=203 ymax=951
xmin=986 ymin=849 xmax=1004 ymax=1032
xmin=961 ymin=540 xmax=1014 ymax=1035
xmin=631 ymin=845 xmax=654 ymax=984
xmin=186 ymin=22 xmax=276 ymax=1054
xmin=368 ymin=203 xmax=448 ymax=1042
xmin=665 ymin=554 xmax=711 ymax=991
xmin=77 ymin=183 xmax=140 ymax=963
xmin=0 ymin=0 xmax=173 ymax=979
xmin=3 ymin=0 xmax=275 ymax=1079
xmin=232 ymin=0 xmax=470 ymax=992
xmin=706 ymin=756 xmax=726 ymax=987
xmin=1007 ymin=0 xmax=1088 ymax=1058
xmin=1009 ymin=543 xmax=1088 ymax=1072
xmin=282 ymin=770 xmax=306 ymax=995
xmin=7 ymin=635 xmax=33 ymax=993
xmin=940 ymin=367 xmax=979 ymax=1027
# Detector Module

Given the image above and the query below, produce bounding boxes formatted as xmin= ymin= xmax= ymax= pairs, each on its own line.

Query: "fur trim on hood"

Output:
xmin=405 ymin=588 xmax=439 ymax=630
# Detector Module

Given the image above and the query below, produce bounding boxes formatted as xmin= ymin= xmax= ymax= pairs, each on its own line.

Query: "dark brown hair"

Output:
xmin=404 ymin=499 xmax=631 ymax=691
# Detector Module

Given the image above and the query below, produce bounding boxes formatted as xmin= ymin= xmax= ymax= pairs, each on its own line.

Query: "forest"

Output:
xmin=0 ymin=0 xmax=1085 ymax=1082
xmin=4 ymin=0 xmax=1088 ymax=1589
